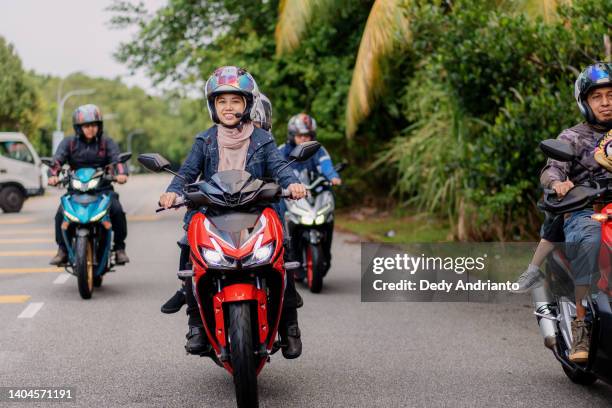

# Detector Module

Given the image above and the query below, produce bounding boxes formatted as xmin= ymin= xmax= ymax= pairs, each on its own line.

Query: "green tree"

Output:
xmin=0 ymin=36 xmax=42 ymax=138
xmin=30 ymin=72 xmax=209 ymax=163
xmin=275 ymin=0 xmax=569 ymax=137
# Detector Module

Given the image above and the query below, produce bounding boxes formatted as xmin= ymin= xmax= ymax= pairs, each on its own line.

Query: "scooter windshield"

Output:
xmin=210 ymin=170 xmax=257 ymax=195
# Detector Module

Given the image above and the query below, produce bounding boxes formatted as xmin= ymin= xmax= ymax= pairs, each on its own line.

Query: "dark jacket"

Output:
xmin=540 ymin=123 xmax=608 ymax=189
xmin=166 ymin=126 xmax=299 ymax=194
xmin=50 ymin=134 xmax=127 ymax=192
xmin=50 ymin=134 xmax=126 ymax=176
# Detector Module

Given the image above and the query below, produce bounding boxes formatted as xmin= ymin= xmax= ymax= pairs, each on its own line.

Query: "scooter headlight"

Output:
xmin=201 ymin=247 xmax=236 ymax=268
xmin=63 ymin=211 xmax=79 ymax=223
xmin=243 ymin=242 xmax=274 ymax=267
xmin=71 ymin=179 xmax=83 ymax=190
xmin=86 ymin=178 xmax=100 ymax=190
xmin=300 ymin=215 xmax=314 ymax=225
xmin=90 ymin=210 xmax=107 ymax=222
xmin=315 ymin=214 xmax=326 ymax=225
xmin=71 ymin=178 xmax=100 ymax=191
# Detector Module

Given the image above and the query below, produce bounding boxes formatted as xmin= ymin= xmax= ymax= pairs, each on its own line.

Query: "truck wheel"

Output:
xmin=0 ymin=186 xmax=25 ymax=213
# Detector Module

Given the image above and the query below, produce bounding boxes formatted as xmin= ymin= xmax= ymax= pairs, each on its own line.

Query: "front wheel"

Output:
xmin=75 ymin=236 xmax=94 ymax=299
xmin=306 ymin=244 xmax=324 ymax=293
xmin=229 ymin=302 xmax=258 ymax=408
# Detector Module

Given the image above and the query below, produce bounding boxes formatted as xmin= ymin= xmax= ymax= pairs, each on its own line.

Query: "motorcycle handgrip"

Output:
xmin=280 ymin=189 xmax=311 ymax=199
xmin=156 ymin=196 xmax=185 ymax=212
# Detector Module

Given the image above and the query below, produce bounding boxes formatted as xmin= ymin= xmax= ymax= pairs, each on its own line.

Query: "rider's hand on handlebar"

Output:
xmin=288 ymin=183 xmax=306 ymax=200
xmin=48 ymin=176 xmax=59 ymax=186
xmin=331 ymin=178 xmax=342 ymax=186
xmin=159 ymin=192 xmax=178 ymax=209
xmin=115 ymin=174 xmax=128 ymax=184
xmin=552 ymin=180 xmax=574 ymax=198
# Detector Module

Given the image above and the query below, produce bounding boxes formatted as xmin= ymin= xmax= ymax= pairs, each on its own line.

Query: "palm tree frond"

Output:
xmin=345 ymin=0 xmax=411 ymax=138
xmin=521 ymin=0 xmax=570 ymax=24
xmin=275 ymin=0 xmax=332 ymax=55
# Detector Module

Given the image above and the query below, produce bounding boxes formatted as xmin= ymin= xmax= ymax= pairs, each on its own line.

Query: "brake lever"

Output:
xmin=156 ymin=196 xmax=186 ymax=212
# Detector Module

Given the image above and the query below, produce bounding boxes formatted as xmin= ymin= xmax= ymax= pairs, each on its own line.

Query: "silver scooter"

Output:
xmin=283 ymin=164 xmax=344 ymax=293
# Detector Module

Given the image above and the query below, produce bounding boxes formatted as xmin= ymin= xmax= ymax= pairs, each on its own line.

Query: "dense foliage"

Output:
xmin=385 ymin=0 xmax=612 ymax=240
xmin=110 ymin=0 xmax=612 ymax=240
xmin=30 ymin=73 xmax=209 ymax=161
xmin=6 ymin=0 xmax=609 ymax=241
xmin=0 ymin=36 xmax=42 ymax=140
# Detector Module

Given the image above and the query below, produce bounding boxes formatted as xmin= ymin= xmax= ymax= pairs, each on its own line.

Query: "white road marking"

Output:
xmin=17 ymin=302 xmax=44 ymax=319
xmin=53 ymin=274 xmax=71 ymax=284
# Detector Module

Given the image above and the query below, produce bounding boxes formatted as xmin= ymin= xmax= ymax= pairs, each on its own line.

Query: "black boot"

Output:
xmin=296 ymin=291 xmax=304 ymax=309
xmin=161 ymin=287 xmax=186 ymax=314
xmin=280 ymin=322 xmax=302 ymax=359
xmin=185 ymin=326 xmax=212 ymax=355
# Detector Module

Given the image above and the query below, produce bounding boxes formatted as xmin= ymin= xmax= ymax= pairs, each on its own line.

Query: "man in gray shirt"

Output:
xmin=539 ymin=63 xmax=612 ymax=363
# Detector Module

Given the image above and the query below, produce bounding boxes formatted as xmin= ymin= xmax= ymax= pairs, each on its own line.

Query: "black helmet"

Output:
xmin=287 ymin=113 xmax=317 ymax=144
xmin=575 ymin=62 xmax=612 ymax=126
xmin=72 ymin=104 xmax=103 ymax=137
xmin=252 ymin=93 xmax=272 ymax=131
xmin=204 ymin=66 xmax=259 ymax=126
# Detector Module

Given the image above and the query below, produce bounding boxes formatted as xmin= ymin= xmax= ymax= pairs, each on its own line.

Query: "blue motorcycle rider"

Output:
xmin=48 ymin=104 xmax=130 ymax=266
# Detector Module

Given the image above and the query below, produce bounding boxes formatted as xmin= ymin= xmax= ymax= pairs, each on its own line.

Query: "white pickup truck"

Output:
xmin=0 ymin=132 xmax=46 ymax=213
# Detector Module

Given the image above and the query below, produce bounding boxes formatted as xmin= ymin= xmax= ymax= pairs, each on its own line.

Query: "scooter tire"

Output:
xmin=306 ymin=244 xmax=324 ymax=294
xmin=75 ymin=236 xmax=94 ymax=299
xmin=229 ymin=302 xmax=258 ymax=408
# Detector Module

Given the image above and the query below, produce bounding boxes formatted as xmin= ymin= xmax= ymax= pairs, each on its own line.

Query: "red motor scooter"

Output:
xmin=138 ymin=141 xmax=320 ymax=408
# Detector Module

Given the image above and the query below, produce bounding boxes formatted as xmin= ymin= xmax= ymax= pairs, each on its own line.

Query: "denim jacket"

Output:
xmin=167 ymin=125 xmax=299 ymax=194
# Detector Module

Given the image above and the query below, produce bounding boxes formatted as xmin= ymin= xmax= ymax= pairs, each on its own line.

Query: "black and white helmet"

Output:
xmin=251 ymin=93 xmax=272 ymax=131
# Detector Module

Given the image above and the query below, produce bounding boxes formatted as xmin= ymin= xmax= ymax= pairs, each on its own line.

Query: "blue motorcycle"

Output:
xmin=42 ymin=153 xmax=130 ymax=299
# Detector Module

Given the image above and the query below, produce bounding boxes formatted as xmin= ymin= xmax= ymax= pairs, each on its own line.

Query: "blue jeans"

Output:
xmin=563 ymin=209 xmax=601 ymax=286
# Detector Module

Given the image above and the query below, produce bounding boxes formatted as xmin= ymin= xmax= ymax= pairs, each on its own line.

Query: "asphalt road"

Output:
xmin=1 ymin=174 xmax=611 ymax=407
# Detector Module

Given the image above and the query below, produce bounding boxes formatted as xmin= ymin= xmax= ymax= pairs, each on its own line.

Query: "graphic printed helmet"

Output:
xmin=252 ymin=93 xmax=273 ymax=131
xmin=574 ymin=62 xmax=612 ymax=126
xmin=204 ymin=66 xmax=259 ymax=126
xmin=287 ymin=113 xmax=317 ymax=144
xmin=72 ymin=104 xmax=104 ymax=137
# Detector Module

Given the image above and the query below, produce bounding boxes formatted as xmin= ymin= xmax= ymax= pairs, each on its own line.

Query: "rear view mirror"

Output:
xmin=540 ymin=140 xmax=575 ymax=162
xmin=289 ymin=141 xmax=321 ymax=162
xmin=40 ymin=157 xmax=54 ymax=167
xmin=138 ymin=153 xmax=171 ymax=172
xmin=117 ymin=152 xmax=132 ymax=163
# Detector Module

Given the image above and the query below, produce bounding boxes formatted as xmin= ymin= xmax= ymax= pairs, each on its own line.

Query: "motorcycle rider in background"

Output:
xmin=48 ymin=104 xmax=130 ymax=266
xmin=523 ymin=63 xmax=612 ymax=363
xmin=278 ymin=113 xmax=342 ymax=270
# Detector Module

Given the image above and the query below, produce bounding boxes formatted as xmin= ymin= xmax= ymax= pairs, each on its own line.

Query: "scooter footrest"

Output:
xmin=177 ymin=270 xmax=194 ymax=278
xmin=270 ymin=341 xmax=282 ymax=355
xmin=284 ymin=261 xmax=300 ymax=270
xmin=255 ymin=344 xmax=268 ymax=358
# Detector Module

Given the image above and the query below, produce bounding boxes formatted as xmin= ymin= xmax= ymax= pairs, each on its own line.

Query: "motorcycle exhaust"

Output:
xmin=532 ymin=285 xmax=557 ymax=349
